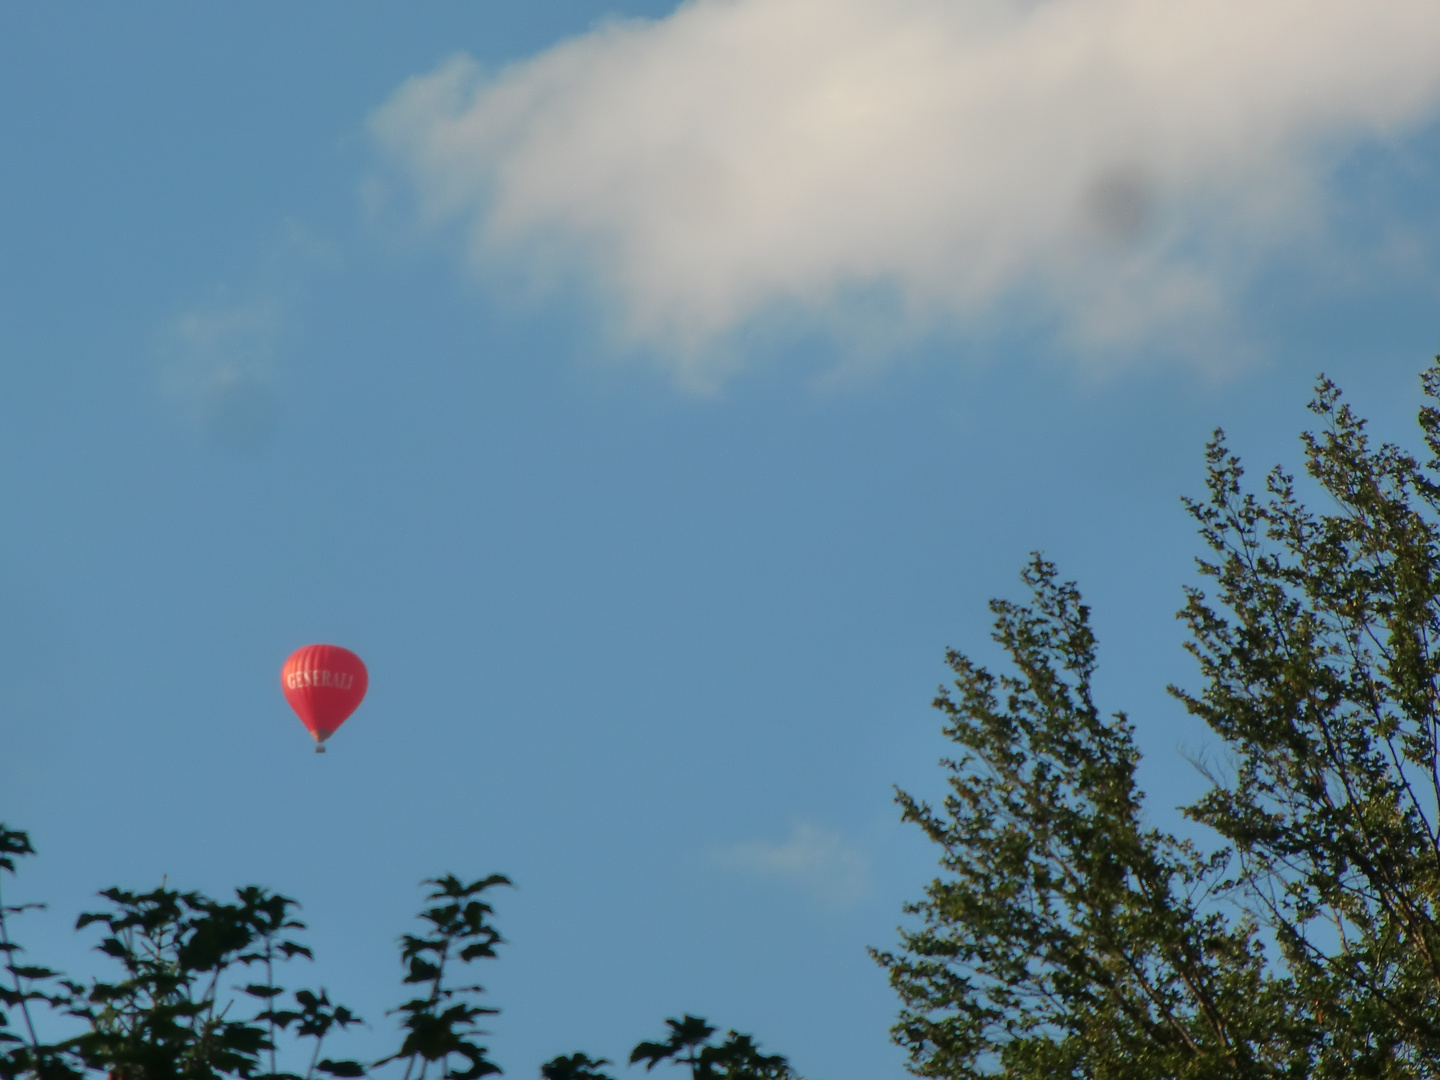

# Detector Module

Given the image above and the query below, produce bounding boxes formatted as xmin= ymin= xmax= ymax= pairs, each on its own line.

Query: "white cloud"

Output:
xmin=156 ymin=224 xmax=340 ymax=450
xmin=159 ymin=302 xmax=282 ymax=452
xmin=370 ymin=0 xmax=1440 ymax=384
xmin=714 ymin=822 xmax=872 ymax=905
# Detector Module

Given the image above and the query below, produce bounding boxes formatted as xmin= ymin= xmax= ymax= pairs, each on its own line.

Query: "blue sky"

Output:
xmin=4 ymin=3 xmax=1440 ymax=1078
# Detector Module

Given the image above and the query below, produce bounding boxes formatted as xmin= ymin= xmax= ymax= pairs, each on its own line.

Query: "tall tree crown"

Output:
xmin=880 ymin=361 xmax=1440 ymax=1079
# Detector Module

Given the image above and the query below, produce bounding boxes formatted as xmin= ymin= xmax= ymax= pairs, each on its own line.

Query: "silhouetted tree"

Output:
xmin=629 ymin=1017 xmax=793 ymax=1080
xmin=537 ymin=1054 xmax=613 ymax=1080
xmin=2 ymin=831 xmax=799 ymax=1080
xmin=0 ymin=832 xmax=506 ymax=1080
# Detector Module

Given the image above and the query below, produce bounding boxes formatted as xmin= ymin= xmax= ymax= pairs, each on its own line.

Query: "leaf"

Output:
xmin=316 ymin=1060 xmax=366 ymax=1077
xmin=629 ymin=1042 xmax=671 ymax=1068
xmin=540 ymin=1053 xmax=615 ymax=1080
xmin=9 ymin=967 xmax=58 ymax=980
xmin=0 ymin=827 xmax=35 ymax=873
xmin=405 ymin=959 xmax=441 ymax=984
xmin=444 ymin=1043 xmax=502 ymax=1080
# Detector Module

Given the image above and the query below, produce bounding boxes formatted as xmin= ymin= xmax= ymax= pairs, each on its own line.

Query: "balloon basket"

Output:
xmin=315 ymin=744 xmax=326 ymax=754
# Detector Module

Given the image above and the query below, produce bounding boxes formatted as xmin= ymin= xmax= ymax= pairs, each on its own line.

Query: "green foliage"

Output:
xmin=878 ymin=360 xmax=1440 ymax=1078
xmin=1175 ymin=367 xmax=1440 ymax=1075
xmin=537 ymin=1054 xmax=613 ymax=1080
xmin=2 ymin=834 xmax=797 ymax=1080
xmin=1 ymin=824 xmax=70 ymax=1080
xmin=0 ymin=828 xmax=501 ymax=1080
xmin=0 ymin=832 xmax=33 ymax=875
xmin=874 ymin=558 xmax=1283 ymax=1079
xmin=63 ymin=882 xmax=320 ymax=1080
xmin=379 ymin=874 xmax=510 ymax=1080
xmin=629 ymin=1016 xmax=794 ymax=1080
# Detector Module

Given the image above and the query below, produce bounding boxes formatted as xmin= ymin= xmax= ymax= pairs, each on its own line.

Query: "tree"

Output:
xmin=0 ymin=832 xmax=505 ymax=1080
xmin=627 ymin=1016 xmax=794 ymax=1080
xmin=1 ymin=828 xmax=798 ymax=1080
xmin=537 ymin=1054 xmax=614 ymax=1080
xmin=877 ymin=361 xmax=1440 ymax=1078
xmin=537 ymin=1015 xmax=798 ymax=1080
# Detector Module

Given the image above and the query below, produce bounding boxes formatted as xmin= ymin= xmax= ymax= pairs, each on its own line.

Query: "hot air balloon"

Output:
xmin=281 ymin=644 xmax=368 ymax=753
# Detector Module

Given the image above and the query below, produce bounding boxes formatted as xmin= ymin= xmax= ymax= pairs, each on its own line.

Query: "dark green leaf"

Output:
xmin=316 ymin=1060 xmax=366 ymax=1077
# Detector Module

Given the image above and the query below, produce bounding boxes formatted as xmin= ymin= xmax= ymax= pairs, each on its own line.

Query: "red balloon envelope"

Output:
xmin=281 ymin=644 xmax=368 ymax=752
